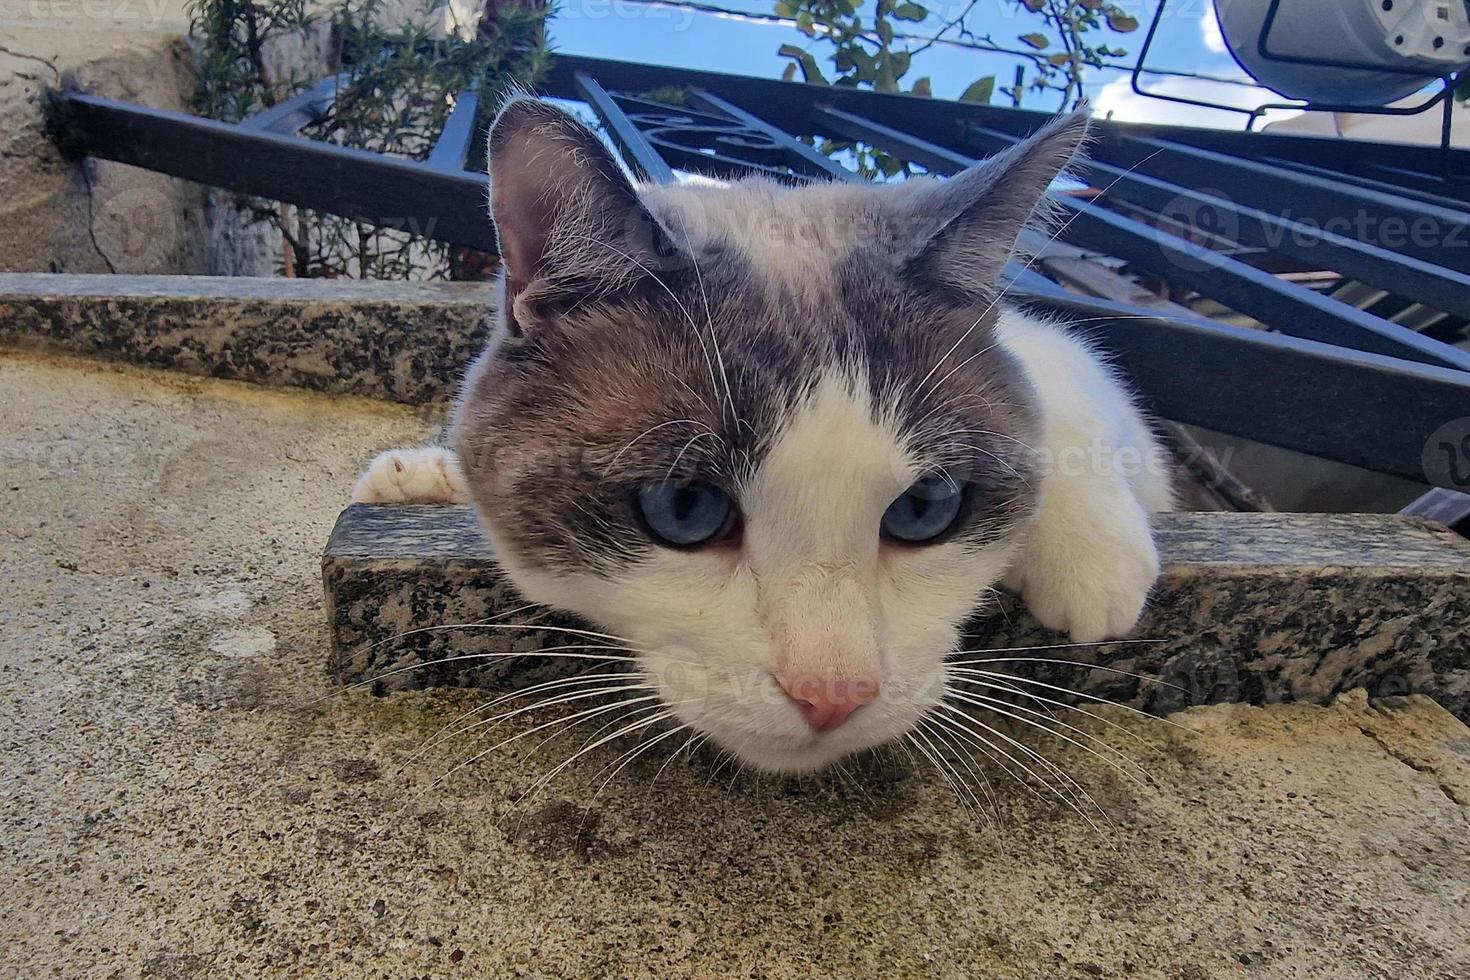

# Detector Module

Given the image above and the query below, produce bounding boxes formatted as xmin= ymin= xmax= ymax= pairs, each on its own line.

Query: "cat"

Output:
xmin=352 ymin=96 xmax=1173 ymax=775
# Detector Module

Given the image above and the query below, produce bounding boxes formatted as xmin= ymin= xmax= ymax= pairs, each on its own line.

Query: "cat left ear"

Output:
xmin=902 ymin=109 xmax=1090 ymax=296
xmin=488 ymin=96 xmax=680 ymax=334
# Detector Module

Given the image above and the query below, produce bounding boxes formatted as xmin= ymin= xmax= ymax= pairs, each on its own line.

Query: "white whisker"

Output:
xmin=516 ymin=709 xmax=681 ymax=806
xmin=937 ymin=701 xmax=1112 ymax=836
xmin=918 ymin=716 xmax=1001 ymax=821
xmin=425 ymin=694 xmax=669 ymax=793
xmin=591 ymin=723 xmax=691 ymax=798
xmin=397 ymin=671 xmax=640 ymax=774
xmin=947 ymin=667 xmax=1196 ymax=733
xmin=610 ymin=418 xmax=716 ymax=471
xmin=910 ymin=723 xmax=983 ymax=814
xmin=926 ymin=710 xmax=1054 ymax=811
xmin=944 ymin=687 xmax=1154 ymax=789
xmin=952 ymin=675 xmax=1157 ymax=750
xmin=429 ymin=683 xmax=658 ymax=759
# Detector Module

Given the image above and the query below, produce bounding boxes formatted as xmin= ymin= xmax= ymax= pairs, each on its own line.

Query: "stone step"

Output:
xmin=323 ymin=504 xmax=1470 ymax=720
xmin=0 ymin=272 xmax=490 ymax=405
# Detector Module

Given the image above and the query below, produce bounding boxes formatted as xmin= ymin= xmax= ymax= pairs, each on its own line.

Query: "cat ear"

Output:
xmin=902 ymin=109 xmax=1090 ymax=296
xmin=487 ymin=96 xmax=679 ymax=334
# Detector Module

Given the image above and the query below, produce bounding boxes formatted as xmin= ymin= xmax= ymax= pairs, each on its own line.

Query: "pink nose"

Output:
xmin=775 ymin=672 xmax=880 ymax=733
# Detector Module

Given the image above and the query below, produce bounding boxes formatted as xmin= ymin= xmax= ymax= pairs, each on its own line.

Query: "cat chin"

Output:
xmin=704 ymin=726 xmax=901 ymax=775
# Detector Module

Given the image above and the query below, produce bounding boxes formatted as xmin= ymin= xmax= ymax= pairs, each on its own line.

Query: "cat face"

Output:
xmin=453 ymin=98 xmax=1088 ymax=773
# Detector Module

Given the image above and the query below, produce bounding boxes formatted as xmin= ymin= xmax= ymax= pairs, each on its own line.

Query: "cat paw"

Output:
xmin=351 ymin=447 xmax=468 ymax=504
xmin=1005 ymin=506 xmax=1160 ymax=643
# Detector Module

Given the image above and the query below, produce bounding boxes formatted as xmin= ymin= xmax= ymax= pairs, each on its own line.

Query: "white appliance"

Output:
xmin=1214 ymin=0 xmax=1470 ymax=105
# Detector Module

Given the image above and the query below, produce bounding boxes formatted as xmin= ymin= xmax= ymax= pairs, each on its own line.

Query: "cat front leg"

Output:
xmin=351 ymin=446 xmax=468 ymax=504
xmin=997 ymin=314 xmax=1170 ymax=643
xmin=1003 ymin=465 xmax=1161 ymax=643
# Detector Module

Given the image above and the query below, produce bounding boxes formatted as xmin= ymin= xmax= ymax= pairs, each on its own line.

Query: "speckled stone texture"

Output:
xmin=324 ymin=504 xmax=1470 ymax=718
xmin=0 ymin=273 xmax=491 ymax=403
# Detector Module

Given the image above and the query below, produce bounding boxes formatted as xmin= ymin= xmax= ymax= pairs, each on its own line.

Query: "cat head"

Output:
xmin=452 ymin=97 xmax=1089 ymax=773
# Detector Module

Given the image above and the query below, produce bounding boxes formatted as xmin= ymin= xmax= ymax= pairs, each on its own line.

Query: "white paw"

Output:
xmin=1005 ymin=498 xmax=1161 ymax=643
xmin=351 ymin=447 xmax=468 ymax=505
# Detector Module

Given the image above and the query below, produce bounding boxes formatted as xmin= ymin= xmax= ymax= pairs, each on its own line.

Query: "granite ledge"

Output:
xmin=0 ymin=273 xmax=492 ymax=405
xmin=322 ymin=505 xmax=1470 ymax=720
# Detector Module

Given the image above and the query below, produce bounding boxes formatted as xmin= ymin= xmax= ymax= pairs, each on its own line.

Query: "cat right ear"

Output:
xmin=900 ymin=109 xmax=1091 ymax=298
xmin=487 ymin=97 xmax=679 ymax=335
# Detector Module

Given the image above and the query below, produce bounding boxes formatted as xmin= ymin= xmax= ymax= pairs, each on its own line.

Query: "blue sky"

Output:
xmin=548 ymin=0 xmax=1279 ymax=126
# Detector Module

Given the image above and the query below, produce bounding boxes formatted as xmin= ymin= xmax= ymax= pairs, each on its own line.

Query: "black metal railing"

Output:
xmin=46 ymin=52 xmax=1470 ymax=506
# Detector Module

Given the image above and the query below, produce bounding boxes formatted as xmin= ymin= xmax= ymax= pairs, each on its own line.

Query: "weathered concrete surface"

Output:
xmin=4 ymin=348 xmax=1470 ymax=979
xmin=0 ymin=2 xmax=282 ymax=275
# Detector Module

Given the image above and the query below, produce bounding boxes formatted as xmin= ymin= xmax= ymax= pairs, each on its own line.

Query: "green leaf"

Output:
xmin=777 ymin=44 xmax=830 ymax=85
xmin=773 ymin=0 xmax=796 ymax=17
xmin=1019 ymin=32 xmax=1050 ymax=49
xmin=910 ymin=76 xmax=932 ymax=97
xmin=958 ymin=75 xmax=995 ymax=104
xmin=781 ymin=61 xmax=797 ymax=82
xmin=891 ymin=2 xmax=928 ymax=21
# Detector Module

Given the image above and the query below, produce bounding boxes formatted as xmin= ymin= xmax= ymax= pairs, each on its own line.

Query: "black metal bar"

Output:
xmin=685 ymin=89 xmax=861 ymax=183
xmin=1092 ymin=135 xmax=1470 ymax=276
xmin=1259 ymin=156 xmax=1470 ymax=212
xmin=1121 ymin=126 xmax=1470 ymax=197
xmin=1061 ymin=204 xmax=1470 ymax=371
xmin=58 ymin=92 xmax=495 ymax=252
xmin=960 ymin=125 xmax=1470 ymax=323
xmin=542 ymin=54 xmax=1050 ymax=141
xmin=548 ymin=58 xmax=1470 ymax=284
xmin=1401 ymin=489 xmax=1470 ymax=533
xmin=545 ymin=54 xmax=1470 ymax=182
xmin=572 ymin=73 xmax=676 ymax=184
xmin=812 ymin=105 xmax=1470 ymax=372
xmin=239 ymin=72 xmax=349 ymax=134
xmin=1014 ymin=290 xmax=1470 ymax=489
xmin=1002 ymin=263 xmax=1074 ymax=299
xmin=424 ymin=87 xmax=480 ymax=174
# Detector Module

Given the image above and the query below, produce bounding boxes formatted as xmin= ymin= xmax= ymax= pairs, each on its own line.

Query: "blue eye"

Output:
xmin=881 ymin=475 xmax=964 ymax=543
xmin=636 ymin=482 xmax=737 ymax=547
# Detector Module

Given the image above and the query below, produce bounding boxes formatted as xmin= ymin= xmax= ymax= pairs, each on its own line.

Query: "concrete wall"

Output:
xmin=0 ymin=1 xmax=278 ymax=275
